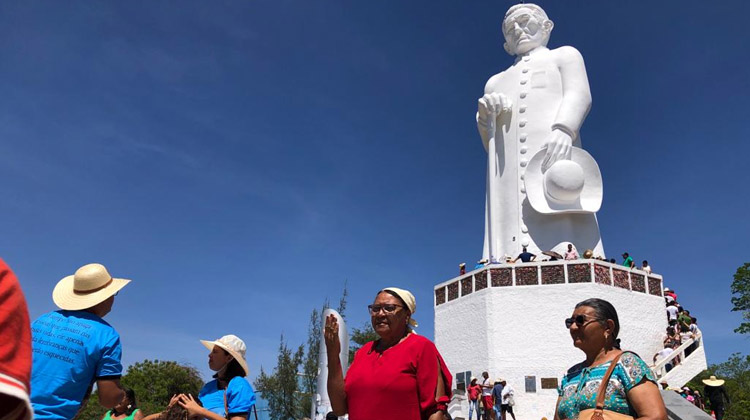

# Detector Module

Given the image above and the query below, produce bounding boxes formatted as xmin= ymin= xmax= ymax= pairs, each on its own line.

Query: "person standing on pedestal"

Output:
xmin=477 ymin=4 xmax=604 ymax=263
xmin=467 ymin=377 xmax=482 ymax=420
xmin=480 ymin=371 xmax=494 ymax=420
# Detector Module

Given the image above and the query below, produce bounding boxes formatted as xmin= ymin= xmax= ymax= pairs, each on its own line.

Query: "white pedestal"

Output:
xmin=434 ymin=261 xmax=669 ymax=420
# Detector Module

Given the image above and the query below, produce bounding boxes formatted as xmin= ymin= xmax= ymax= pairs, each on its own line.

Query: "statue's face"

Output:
xmin=503 ymin=8 xmax=549 ymax=55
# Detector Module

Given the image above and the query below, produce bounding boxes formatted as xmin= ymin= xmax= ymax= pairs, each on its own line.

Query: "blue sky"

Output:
xmin=2 ymin=0 xmax=749 ymax=406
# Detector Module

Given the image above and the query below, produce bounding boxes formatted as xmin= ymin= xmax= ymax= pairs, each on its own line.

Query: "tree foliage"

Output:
xmin=261 ymin=282 xmax=349 ymax=418
xmin=254 ymin=335 xmax=305 ymax=420
xmin=730 ymin=262 xmax=750 ymax=334
xmin=348 ymin=321 xmax=378 ymax=365
xmin=300 ymin=308 xmax=322 ymax=416
xmin=76 ymin=360 xmax=203 ymax=419
xmin=687 ymin=353 xmax=750 ymax=420
xmin=299 ymin=282 xmax=349 ymax=416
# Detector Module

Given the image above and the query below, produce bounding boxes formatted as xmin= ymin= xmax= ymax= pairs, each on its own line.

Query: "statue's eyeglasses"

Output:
xmin=503 ymin=13 xmax=532 ymax=34
xmin=368 ymin=304 xmax=404 ymax=315
xmin=564 ymin=315 xmax=599 ymax=329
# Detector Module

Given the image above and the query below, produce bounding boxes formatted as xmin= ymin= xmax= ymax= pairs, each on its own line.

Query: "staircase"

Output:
xmin=650 ymin=332 xmax=708 ymax=389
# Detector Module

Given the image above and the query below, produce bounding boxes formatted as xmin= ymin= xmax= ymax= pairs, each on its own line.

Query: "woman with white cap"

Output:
xmin=324 ymin=287 xmax=452 ymax=420
xmin=178 ymin=335 xmax=256 ymax=420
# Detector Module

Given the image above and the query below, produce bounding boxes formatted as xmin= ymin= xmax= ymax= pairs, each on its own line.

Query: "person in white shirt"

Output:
xmin=653 ymin=345 xmax=675 ymax=372
xmin=499 ymin=379 xmax=516 ymax=420
xmin=640 ymin=260 xmax=652 ymax=274
xmin=666 ymin=302 xmax=679 ymax=321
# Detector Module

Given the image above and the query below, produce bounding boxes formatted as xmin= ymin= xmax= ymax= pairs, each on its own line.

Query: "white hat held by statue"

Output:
xmin=201 ymin=335 xmax=249 ymax=376
xmin=52 ymin=263 xmax=131 ymax=311
xmin=525 ymin=146 xmax=603 ymax=214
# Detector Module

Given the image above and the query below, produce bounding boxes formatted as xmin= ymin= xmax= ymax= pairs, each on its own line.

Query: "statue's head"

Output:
xmin=502 ymin=3 xmax=554 ymax=56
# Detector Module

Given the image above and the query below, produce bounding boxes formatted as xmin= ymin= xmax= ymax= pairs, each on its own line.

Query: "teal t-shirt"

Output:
xmin=556 ymin=352 xmax=656 ymax=419
xmin=622 ymin=256 xmax=633 ymax=267
xmin=31 ymin=310 xmax=122 ymax=420
xmin=199 ymin=376 xmax=256 ymax=417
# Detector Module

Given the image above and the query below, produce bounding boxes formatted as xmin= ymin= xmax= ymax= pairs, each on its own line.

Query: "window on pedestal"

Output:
xmin=455 ymin=370 xmax=471 ymax=392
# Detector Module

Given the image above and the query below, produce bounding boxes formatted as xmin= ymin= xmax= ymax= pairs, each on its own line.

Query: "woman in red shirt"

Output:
xmin=324 ymin=287 xmax=452 ymax=420
xmin=467 ymin=377 xmax=482 ymax=420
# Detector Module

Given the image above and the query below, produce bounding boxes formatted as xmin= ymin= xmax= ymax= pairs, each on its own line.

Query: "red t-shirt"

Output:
xmin=344 ymin=334 xmax=452 ymax=420
xmin=0 ymin=258 xmax=32 ymax=420
xmin=468 ymin=384 xmax=482 ymax=400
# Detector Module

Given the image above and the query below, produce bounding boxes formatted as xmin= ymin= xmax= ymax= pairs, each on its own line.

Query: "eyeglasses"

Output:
xmin=368 ymin=304 xmax=404 ymax=315
xmin=564 ymin=314 xmax=599 ymax=329
xmin=503 ymin=13 xmax=533 ymax=35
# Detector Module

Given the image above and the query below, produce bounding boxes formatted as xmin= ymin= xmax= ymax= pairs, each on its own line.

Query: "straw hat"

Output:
xmin=52 ymin=263 xmax=131 ymax=311
xmin=702 ymin=375 xmax=725 ymax=386
xmin=525 ymin=147 xmax=603 ymax=214
xmin=201 ymin=335 xmax=249 ymax=376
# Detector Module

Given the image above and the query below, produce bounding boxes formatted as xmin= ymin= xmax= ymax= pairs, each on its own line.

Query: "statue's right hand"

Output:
xmin=324 ymin=314 xmax=341 ymax=357
xmin=477 ymin=93 xmax=511 ymax=131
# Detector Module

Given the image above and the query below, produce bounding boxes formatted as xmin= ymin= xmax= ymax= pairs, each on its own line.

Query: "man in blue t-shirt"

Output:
xmin=30 ymin=263 xmax=132 ymax=420
xmin=492 ymin=379 xmax=504 ymax=420
xmin=513 ymin=247 xmax=536 ymax=263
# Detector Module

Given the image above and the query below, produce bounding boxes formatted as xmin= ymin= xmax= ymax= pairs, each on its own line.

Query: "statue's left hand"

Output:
xmin=542 ymin=129 xmax=573 ymax=172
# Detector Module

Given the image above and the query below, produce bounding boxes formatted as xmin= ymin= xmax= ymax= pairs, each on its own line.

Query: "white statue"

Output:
xmin=477 ymin=3 xmax=605 ymax=262
xmin=311 ymin=309 xmax=349 ymax=420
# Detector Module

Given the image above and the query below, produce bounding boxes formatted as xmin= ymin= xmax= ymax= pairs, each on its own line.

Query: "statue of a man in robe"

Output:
xmin=477 ymin=4 xmax=605 ymax=263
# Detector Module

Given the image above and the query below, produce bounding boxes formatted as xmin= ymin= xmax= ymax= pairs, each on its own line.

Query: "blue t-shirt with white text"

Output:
xmin=30 ymin=310 xmax=123 ymax=420
xmin=492 ymin=384 xmax=504 ymax=403
xmin=199 ymin=376 xmax=256 ymax=417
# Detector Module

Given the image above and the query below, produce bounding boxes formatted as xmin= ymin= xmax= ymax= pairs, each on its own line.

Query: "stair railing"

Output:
xmin=651 ymin=332 xmax=702 ymax=379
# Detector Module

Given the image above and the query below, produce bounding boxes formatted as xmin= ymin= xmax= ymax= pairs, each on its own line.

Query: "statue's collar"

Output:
xmin=514 ymin=47 xmax=549 ymax=63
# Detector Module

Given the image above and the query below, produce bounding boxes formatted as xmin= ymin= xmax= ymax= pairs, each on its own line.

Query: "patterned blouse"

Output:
xmin=557 ymin=352 xmax=656 ymax=419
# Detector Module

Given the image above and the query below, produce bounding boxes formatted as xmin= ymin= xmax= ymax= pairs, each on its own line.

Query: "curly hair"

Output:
xmin=160 ymin=397 xmax=202 ymax=420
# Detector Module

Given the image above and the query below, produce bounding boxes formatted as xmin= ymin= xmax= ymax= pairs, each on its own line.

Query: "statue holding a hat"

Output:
xmin=477 ymin=3 xmax=605 ymax=262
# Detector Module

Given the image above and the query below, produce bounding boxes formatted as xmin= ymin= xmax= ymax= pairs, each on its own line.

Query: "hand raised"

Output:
xmin=177 ymin=394 xmax=202 ymax=416
xmin=324 ymin=314 xmax=341 ymax=357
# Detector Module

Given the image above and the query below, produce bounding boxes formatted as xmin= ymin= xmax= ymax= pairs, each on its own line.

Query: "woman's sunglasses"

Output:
xmin=564 ymin=314 xmax=599 ymax=329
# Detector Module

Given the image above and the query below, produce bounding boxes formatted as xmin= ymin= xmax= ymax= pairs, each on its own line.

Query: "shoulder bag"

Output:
xmin=578 ymin=352 xmax=634 ymax=420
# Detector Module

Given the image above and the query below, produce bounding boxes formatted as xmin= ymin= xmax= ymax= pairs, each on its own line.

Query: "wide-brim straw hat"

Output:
xmin=702 ymin=375 xmax=725 ymax=386
xmin=201 ymin=335 xmax=249 ymax=376
xmin=52 ymin=263 xmax=131 ymax=311
xmin=525 ymin=147 xmax=603 ymax=214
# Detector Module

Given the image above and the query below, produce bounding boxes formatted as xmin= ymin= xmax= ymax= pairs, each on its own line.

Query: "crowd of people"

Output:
xmin=659 ymin=376 xmax=731 ymax=420
xmin=465 ymin=374 xmax=515 ymax=420
xmin=652 ymin=287 xmax=701 ymax=374
xmin=0 ymin=260 xmax=257 ymax=420
xmin=463 ymin=246 xmax=654 ymax=272
xmin=0 ymin=256 xmax=709 ymax=420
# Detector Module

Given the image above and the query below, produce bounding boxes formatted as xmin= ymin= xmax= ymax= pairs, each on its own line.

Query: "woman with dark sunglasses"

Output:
xmin=554 ymin=298 xmax=667 ymax=420
xmin=324 ymin=287 xmax=452 ymax=420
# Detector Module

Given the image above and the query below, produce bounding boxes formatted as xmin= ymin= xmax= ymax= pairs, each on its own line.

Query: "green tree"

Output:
xmin=730 ymin=262 xmax=750 ymax=334
xmin=300 ymin=308 xmax=322 ymax=416
xmin=687 ymin=353 xmax=750 ymax=420
xmin=76 ymin=360 xmax=204 ymax=419
xmin=348 ymin=321 xmax=378 ymax=365
xmin=254 ymin=335 xmax=305 ymax=420
xmin=300 ymin=282 xmax=348 ymax=416
xmin=337 ymin=280 xmax=348 ymax=319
